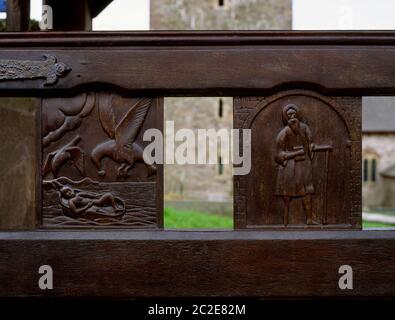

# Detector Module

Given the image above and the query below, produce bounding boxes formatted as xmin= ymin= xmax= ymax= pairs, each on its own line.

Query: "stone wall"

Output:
xmin=362 ymin=133 xmax=395 ymax=208
xmin=382 ymin=178 xmax=395 ymax=208
xmin=164 ymin=97 xmax=233 ymax=202
xmin=150 ymin=0 xmax=292 ymax=30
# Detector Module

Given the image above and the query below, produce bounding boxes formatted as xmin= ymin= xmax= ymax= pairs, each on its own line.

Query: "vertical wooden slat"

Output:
xmin=0 ymin=98 xmax=38 ymax=230
xmin=6 ymin=0 xmax=30 ymax=31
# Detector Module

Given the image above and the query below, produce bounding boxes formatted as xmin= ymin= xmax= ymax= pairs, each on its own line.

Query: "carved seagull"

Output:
xmin=42 ymin=135 xmax=85 ymax=178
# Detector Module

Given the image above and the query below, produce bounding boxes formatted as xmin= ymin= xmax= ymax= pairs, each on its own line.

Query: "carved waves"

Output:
xmin=42 ymin=93 xmax=158 ymax=228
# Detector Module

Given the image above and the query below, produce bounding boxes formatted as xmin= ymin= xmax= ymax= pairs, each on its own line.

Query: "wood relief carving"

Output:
xmin=0 ymin=54 xmax=71 ymax=85
xmin=275 ymin=104 xmax=333 ymax=226
xmin=42 ymin=93 xmax=163 ymax=228
xmin=234 ymin=90 xmax=361 ymax=230
xmin=91 ymin=95 xmax=156 ymax=178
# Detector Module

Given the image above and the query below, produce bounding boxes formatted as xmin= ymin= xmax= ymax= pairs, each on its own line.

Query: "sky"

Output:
xmin=28 ymin=0 xmax=150 ymax=30
xmin=92 ymin=0 xmax=149 ymax=31
xmin=293 ymin=0 xmax=395 ymax=29
xmin=5 ymin=0 xmax=395 ymax=30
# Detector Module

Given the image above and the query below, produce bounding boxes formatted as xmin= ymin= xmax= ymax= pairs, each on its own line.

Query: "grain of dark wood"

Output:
xmin=0 ymin=98 xmax=39 ymax=230
xmin=234 ymin=92 xmax=361 ymax=229
xmin=0 ymin=230 xmax=394 ymax=298
xmin=0 ymin=32 xmax=394 ymax=95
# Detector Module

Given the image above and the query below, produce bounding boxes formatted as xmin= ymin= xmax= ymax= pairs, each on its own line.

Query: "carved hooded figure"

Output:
xmin=274 ymin=103 xmax=333 ymax=226
xmin=274 ymin=104 xmax=314 ymax=197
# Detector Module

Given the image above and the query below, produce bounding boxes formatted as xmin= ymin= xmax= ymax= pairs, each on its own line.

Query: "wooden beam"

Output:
xmin=0 ymin=230 xmax=394 ymax=297
xmin=0 ymin=32 xmax=395 ymax=95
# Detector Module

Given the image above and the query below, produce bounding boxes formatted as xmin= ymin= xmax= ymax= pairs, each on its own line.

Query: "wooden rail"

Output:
xmin=1 ymin=230 xmax=395 ymax=297
xmin=0 ymin=32 xmax=394 ymax=297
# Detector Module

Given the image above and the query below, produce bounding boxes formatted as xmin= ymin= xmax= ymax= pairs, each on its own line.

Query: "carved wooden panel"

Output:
xmin=41 ymin=93 xmax=163 ymax=228
xmin=234 ymin=90 xmax=361 ymax=230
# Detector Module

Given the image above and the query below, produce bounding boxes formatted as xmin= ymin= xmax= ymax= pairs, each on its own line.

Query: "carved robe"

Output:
xmin=275 ymin=122 xmax=314 ymax=197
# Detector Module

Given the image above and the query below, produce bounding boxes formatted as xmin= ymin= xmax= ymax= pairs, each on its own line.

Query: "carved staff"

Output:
xmin=311 ymin=144 xmax=332 ymax=225
xmin=322 ymin=149 xmax=331 ymax=225
xmin=0 ymin=54 xmax=71 ymax=85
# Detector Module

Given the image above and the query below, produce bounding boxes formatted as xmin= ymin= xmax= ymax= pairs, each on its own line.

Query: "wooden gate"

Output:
xmin=0 ymin=31 xmax=394 ymax=297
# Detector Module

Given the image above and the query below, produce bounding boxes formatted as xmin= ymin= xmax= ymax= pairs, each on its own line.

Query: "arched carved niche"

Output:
xmin=234 ymin=90 xmax=361 ymax=229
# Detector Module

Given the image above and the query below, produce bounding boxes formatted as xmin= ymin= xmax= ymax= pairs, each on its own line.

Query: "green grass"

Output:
xmin=164 ymin=207 xmax=395 ymax=229
xmin=363 ymin=221 xmax=395 ymax=228
xmin=164 ymin=207 xmax=233 ymax=229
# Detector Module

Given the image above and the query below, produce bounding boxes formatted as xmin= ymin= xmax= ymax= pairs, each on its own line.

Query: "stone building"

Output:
xmin=150 ymin=0 xmax=292 ymax=208
xmin=150 ymin=0 xmax=292 ymax=30
xmin=362 ymin=97 xmax=395 ymax=209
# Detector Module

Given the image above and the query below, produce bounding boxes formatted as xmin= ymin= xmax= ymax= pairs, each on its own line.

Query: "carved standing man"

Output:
xmin=275 ymin=104 xmax=332 ymax=226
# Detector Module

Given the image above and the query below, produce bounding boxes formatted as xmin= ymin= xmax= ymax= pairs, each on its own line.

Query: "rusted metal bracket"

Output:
xmin=0 ymin=54 xmax=71 ymax=85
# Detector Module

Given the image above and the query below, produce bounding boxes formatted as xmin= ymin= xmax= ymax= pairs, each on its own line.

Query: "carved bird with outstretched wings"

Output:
xmin=91 ymin=95 xmax=156 ymax=178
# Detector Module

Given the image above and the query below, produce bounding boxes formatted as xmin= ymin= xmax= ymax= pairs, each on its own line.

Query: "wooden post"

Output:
xmin=43 ymin=0 xmax=113 ymax=31
xmin=6 ymin=0 xmax=30 ymax=31
xmin=44 ymin=0 xmax=92 ymax=31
